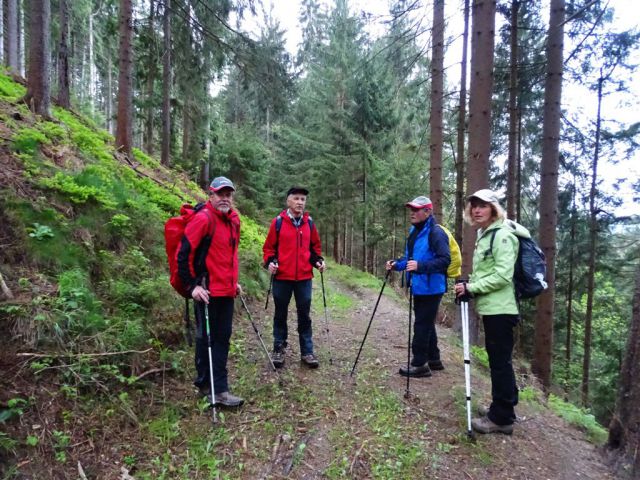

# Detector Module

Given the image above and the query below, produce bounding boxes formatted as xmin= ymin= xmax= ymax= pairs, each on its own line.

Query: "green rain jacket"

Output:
xmin=467 ymin=219 xmax=530 ymax=315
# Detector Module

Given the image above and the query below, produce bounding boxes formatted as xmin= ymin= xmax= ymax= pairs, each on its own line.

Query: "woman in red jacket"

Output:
xmin=263 ymin=187 xmax=325 ymax=369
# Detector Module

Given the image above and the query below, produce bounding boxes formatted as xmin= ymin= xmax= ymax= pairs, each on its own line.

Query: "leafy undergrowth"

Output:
xmin=0 ymin=71 xmax=618 ymax=479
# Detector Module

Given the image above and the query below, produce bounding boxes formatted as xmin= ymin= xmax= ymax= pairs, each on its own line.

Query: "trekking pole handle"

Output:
xmin=455 ymin=279 xmax=471 ymax=304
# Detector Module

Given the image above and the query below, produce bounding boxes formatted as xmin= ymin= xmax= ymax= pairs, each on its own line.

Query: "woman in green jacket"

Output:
xmin=454 ymin=189 xmax=526 ymax=435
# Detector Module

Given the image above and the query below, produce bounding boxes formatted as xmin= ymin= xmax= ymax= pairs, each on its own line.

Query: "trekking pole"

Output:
xmin=239 ymin=294 xmax=277 ymax=371
xmin=404 ymin=271 xmax=413 ymax=399
xmin=456 ymin=279 xmax=475 ymax=440
xmin=201 ymin=279 xmax=216 ymax=423
xmin=350 ymin=269 xmax=391 ymax=377
xmin=320 ymin=270 xmax=333 ymax=365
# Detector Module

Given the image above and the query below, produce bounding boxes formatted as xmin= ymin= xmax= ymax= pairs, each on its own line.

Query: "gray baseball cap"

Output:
xmin=467 ymin=189 xmax=500 ymax=203
xmin=405 ymin=196 xmax=433 ymax=209
xmin=209 ymin=176 xmax=236 ymax=192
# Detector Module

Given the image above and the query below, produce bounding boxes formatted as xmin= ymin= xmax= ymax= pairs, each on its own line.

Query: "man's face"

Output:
xmin=210 ymin=188 xmax=234 ymax=212
xmin=287 ymin=193 xmax=307 ymax=217
xmin=408 ymin=207 xmax=431 ymax=225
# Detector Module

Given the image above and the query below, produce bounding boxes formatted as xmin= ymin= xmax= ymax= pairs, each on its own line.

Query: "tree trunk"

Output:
xmin=362 ymin=158 xmax=367 ymax=272
xmin=6 ymin=0 xmax=18 ymax=72
xmin=463 ymin=0 xmax=496 ymax=344
xmin=581 ymin=73 xmax=603 ymax=407
xmin=106 ymin=50 xmax=113 ymax=134
xmin=144 ymin=0 xmax=156 ymax=155
xmin=516 ymin=106 xmax=522 ymax=222
xmin=429 ymin=0 xmax=445 ymax=219
xmin=57 ymin=0 xmax=70 ymax=108
xmin=564 ymin=181 xmax=577 ymax=398
xmin=506 ymin=0 xmax=519 ymax=219
xmin=115 ymin=0 xmax=134 ymax=158
xmin=161 ymin=0 xmax=171 ymax=166
xmin=455 ymin=0 xmax=470 ymax=247
xmin=1 ymin=0 xmax=4 ymax=64
xmin=24 ymin=0 xmax=50 ymax=116
xmin=608 ymin=264 xmax=640 ymax=477
xmin=534 ymin=0 xmax=565 ymax=390
xmin=88 ymin=11 xmax=95 ymax=111
xmin=17 ymin=0 xmax=23 ymax=76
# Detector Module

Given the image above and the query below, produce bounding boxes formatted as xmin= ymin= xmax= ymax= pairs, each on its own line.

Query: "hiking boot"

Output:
xmin=428 ymin=360 xmax=445 ymax=371
xmin=399 ymin=364 xmax=432 ymax=378
xmin=477 ymin=404 xmax=490 ymax=416
xmin=471 ymin=416 xmax=513 ymax=435
xmin=301 ymin=353 xmax=319 ymax=369
xmin=272 ymin=349 xmax=285 ymax=368
xmin=214 ymin=391 xmax=244 ymax=408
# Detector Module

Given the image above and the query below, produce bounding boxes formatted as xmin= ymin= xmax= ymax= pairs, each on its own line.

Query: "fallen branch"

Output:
xmin=134 ymin=366 xmax=172 ymax=382
xmin=349 ymin=440 xmax=368 ymax=475
xmin=17 ymin=348 xmax=153 ymax=358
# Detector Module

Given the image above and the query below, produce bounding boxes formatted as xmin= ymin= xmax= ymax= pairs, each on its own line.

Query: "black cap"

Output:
xmin=286 ymin=187 xmax=309 ymax=197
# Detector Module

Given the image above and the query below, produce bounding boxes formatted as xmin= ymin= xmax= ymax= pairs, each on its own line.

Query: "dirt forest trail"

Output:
xmin=232 ymin=271 xmax=617 ymax=480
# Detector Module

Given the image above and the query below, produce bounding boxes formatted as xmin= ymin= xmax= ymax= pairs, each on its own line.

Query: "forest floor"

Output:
xmin=1 ymin=269 xmax=620 ymax=479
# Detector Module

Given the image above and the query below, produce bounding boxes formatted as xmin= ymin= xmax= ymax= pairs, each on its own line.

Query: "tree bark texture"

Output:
xmin=57 ymin=0 xmax=70 ymax=108
xmin=455 ymin=0 xmax=470 ymax=247
xmin=25 ymin=0 xmax=51 ymax=116
xmin=429 ymin=0 xmax=445 ymax=220
xmin=115 ymin=0 xmax=134 ymax=157
xmin=5 ymin=0 xmax=17 ymax=71
xmin=463 ymin=0 xmax=496 ymax=344
xmin=161 ymin=0 xmax=171 ymax=166
xmin=144 ymin=0 xmax=156 ymax=155
xmin=608 ymin=264 xmax=640 ymax=477
xmin=534 ymin=0 xmax=565 ymax=390
xmin=506 ymin=0 xmax=519 ymax=219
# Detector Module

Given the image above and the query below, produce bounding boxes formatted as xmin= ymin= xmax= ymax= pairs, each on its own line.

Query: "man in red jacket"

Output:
xmin=263 ymin=187 xmax=325 ymax=368
xmin=177 ymin=176 xmax=244 ymax=407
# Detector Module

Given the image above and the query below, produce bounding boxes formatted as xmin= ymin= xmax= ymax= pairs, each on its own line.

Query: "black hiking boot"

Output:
xmin=428 ymin=360 xmax=445 ymax=371
xmin=399 ymin=364 xmax=432 ymax=378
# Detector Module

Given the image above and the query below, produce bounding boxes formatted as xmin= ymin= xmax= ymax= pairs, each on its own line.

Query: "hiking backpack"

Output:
xmin=488 ymin=221 xmax=548 ymax=299
xmin=431 ymin=224 xmax=462 ymax=279
xmin=164 ymin=203 xmax=215 ymax=298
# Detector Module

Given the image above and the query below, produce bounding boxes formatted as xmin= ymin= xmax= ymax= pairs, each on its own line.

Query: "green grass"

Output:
xmin=548 ymin=394 xmax=608 ymax=444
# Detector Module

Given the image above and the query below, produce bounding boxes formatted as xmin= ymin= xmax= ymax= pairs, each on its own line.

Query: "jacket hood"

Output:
xmin=503 ymin=219 xmax=531 ymax=239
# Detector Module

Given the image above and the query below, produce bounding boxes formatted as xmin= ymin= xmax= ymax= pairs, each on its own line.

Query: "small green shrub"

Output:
xmin=471 ymin=345 xmax=489 ymax=368
xmin=548 ymin=394 xmax=608 ymax=444
xmin=0 ymin=72 xmax=26 ymax=99
xmin=40 ymin=122 xmax=67 ymax=142
xmin=13 ymin=127 xmax=49 ymax=154
xmin=27 ymin=223 xmax=55 ymax=240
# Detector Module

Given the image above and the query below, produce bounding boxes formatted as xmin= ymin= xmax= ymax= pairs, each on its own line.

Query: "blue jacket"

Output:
xmin=393 ymin=216 xmax=450 ymax=295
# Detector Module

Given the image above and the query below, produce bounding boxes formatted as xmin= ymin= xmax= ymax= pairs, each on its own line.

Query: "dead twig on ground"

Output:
xmin=17 ymin=348 xmax=153 ymax=358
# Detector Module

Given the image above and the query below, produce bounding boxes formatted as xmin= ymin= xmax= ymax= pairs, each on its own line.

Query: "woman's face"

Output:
xmin=470 ymin=201 xmax=493 ymax=228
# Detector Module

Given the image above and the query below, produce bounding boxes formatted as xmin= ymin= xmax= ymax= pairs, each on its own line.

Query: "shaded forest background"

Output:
xmin=1 ymin=0 xmax=640 ymax=475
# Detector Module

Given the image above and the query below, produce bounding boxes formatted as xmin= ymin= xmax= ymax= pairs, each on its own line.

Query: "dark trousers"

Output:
xmin=483 ymin=314 xmax=519 ymax=426
xmin=194 ymin=297 xmax=234 ymax=394
xmin=411 ymin=294 xmax=443 ymax=366
xmin=272 ymin=279 xmax=314 ymax=356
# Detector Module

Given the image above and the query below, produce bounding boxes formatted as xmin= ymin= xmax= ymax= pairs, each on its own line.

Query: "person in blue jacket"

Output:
xmin=386 ymin=196 xmax=451 ymax=377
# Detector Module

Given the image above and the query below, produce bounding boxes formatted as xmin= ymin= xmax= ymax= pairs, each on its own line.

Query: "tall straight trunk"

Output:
xmin=349 ymin=210 xmax=354 ymax=267
xmin=144 ymin=0 xmax=156 ymax=155
xmin=6 ymin=0 xmax=17 ymax=71
xmin=24 ymin=0 xmax=50 ymax=116
xmin=115 ymin=0 xmax=134 ymax=157
xmin=362 ymin=160 xmax=368 ymax=272
xmin=581 ymin=73 xmax=603 ymax=407
xmin=106 ymin=51 xmax=113 ymax=133
xmin=57 ymin=0 xmax=70 ymax=108
xmin=516 ymin=106 xmax=522 ymax=222
xmin=534 ymin=0 xmax=565 ymax=390
xmin=88 ymin=11 xmax=95 ymax=110
xmin=17 ymin=0 xmax=23 ymax=76
xmin=608 ymin=264 xmax=640 ymax=476
xmin=1 ymin=0 xmax=4 ymax=64
xmin=429 ymin=0 xmax=445 ymax=219
xmin=455 ymin=0 xmax=470 ymax=246
xmin=564 ymin=182 xmax=577 ymax=397
xmin=463 ymin=0 xmax=496 ymax=344
xmin=161 ymin=0 xmax=171 ymax=166
xmin=506 ymin=0 xmax=519 ymax=219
